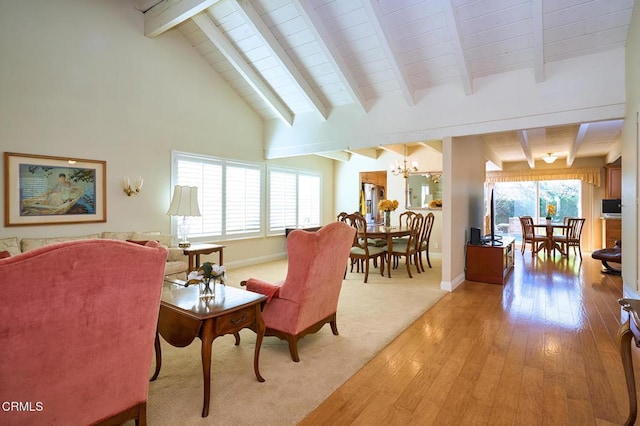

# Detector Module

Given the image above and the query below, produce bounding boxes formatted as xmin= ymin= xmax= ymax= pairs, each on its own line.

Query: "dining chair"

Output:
xmin=416 ymin=212 xmax=435 ymax=271
xmin=388 ymin=211 xmax=416 ymax=247
xmin=343 ymin=213 xmax=386 ymax=283
xmin=554 ymin=217 xmax=586 ymax=259
xmin=388 ymin=213 xmax=424 ymax=278
xmin=519 ymin=216 xmax=550 ymax=257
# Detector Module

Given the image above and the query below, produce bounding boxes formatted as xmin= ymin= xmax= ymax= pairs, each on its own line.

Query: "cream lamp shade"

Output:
xmin=167 ymin=185 xmax=201 ymax=248
xmin=167 ymin=185 xmax=201 ymax=217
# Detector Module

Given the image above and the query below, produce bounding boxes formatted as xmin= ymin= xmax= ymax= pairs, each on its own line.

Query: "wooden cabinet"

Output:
xmin=603 ymin=218 xmax=621 ymax=248
xmin=465 ymin=237 xmax=515 ymax=285
xmin=360 ymin=171 xmax=387 ymax=189
xmin=605 ymin=165 xmax=621 ymax=199
xmin=603 ymin=165 xmax=621 ymax=248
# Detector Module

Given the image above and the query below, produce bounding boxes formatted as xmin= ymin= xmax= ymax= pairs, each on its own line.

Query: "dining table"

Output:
xmin=361 ymin=224 xmax=412 ymax=277
xmin=533 ymin=222 xmax=570 ymax=256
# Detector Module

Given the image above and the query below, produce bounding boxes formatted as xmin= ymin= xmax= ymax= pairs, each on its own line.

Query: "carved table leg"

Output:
xmin=254 ymin=305 xmax=266 ymax=383
xmin=150 ymin=331 xmax=161 ymax=381
xmin=619 ymin=319 xmax=637 ymax=426
xmin=200 ymin=320 xmax=215 ymax=418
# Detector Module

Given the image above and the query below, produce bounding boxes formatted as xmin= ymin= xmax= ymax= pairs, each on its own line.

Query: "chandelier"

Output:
xmin=390 ymin=145 xmax=418 ymax=178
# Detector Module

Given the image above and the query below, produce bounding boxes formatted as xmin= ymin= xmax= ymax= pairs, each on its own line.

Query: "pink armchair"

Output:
xmin=243 ymin=221 xmax=355 ymax=362
xmin=0 ymin=239 xmax=167 ymax=425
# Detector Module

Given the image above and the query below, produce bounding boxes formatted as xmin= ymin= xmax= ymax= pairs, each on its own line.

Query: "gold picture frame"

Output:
xmin=4 ymin=152 xmax=106 ymax=226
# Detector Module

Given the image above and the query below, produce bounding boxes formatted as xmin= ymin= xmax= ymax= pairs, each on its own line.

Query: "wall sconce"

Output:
xmin=122 ymin=176 xmax=143 ymax=196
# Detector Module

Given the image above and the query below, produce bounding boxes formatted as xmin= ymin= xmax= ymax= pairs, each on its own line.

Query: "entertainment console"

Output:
xmin=465 ymin=237 xmax=515 ymax=285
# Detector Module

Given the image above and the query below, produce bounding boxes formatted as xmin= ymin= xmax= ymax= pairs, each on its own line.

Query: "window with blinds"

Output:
xmin=268 ymin=167 xmax=321 ymax=235
xmin=171 ymin=152 xmax=263 ymax=240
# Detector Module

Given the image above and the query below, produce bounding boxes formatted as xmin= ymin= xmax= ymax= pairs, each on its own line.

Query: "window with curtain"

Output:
xmin=268 ymin=167 xmax=321 ymax=234
xmin=171 ymin=152 xmax=263 ymax=240
xmin=492 ymin=179 xmax=581 ymax=238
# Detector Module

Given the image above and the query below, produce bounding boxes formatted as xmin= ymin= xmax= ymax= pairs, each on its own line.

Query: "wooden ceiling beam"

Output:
xmin=567 ymin=123 xmax=587 ymax=166
xmin=292 ymin=0 xmax=368 ymax=113
xmin=532 ymin=0 xmax=545 ymax=83
xmin=518 ymin=130 xmax=535 ymax=168
xmin=362 ymin=0 xmax=414 ymax=106
xmin=192 ymin=13 xmax=293 ymax=126
xmin=442 ymin=0 xmax=473 ymax=95
xmin=144 ymin=0 xmax=220 ymax=37
xmin=234 ymin=0 xmax=328 ymax=120
xmin=315 ymin=151 xmax=350 ymax=162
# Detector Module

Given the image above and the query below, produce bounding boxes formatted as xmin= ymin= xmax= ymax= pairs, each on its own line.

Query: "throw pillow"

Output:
xmin=0 ymin=237 xmax=20 ymax=256
xmin=0 ymin=250 xmax=10 ymax=259
xmin=126 ymin=239 xmax=151 ymax=246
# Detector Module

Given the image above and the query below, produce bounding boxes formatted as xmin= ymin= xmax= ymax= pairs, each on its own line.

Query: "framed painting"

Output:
xmin=4 ymin=152 xmax=106 ymax=226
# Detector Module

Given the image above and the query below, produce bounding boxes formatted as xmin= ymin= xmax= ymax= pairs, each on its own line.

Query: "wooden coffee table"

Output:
xmin=151 ymin=283 xmax=266 ymax=417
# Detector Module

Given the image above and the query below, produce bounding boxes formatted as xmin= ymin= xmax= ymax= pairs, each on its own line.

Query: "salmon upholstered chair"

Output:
xmin=0 ymin=239 xmax=167 ymax=425
xmin=242 ymin=221 xmax=355 ymax=362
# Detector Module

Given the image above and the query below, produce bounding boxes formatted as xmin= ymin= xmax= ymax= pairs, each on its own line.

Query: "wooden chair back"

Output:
xmin=566 ymin=217 xmax=586 ymax=241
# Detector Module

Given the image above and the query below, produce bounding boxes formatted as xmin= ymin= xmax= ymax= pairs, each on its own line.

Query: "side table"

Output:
xmin=182 ymin=243 xmax=225 ymax=272
xmin=152 ymin=283 xmax=266 ymax=417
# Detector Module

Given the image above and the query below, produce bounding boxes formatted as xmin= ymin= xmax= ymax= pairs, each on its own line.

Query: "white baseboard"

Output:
xmin=224 ymin=252 xmax=287 ymax=269
xmin=440 ymin=272 xmax=465 ymax=292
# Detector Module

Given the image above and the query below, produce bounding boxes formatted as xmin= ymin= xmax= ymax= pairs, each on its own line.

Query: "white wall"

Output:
xmin=622 ymin=0 xmax=640 ymax=296
xmin=0 ymin=0 xmax=335 ymax=265
xmin=441 ymin=136 xmax=486 ymax=291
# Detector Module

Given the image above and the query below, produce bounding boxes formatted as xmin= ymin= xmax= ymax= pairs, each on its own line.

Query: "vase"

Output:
xmin=384 ymin=211 xmax=391 ymax=227
xmin=199 ymin=277 xmax=216 ymax=299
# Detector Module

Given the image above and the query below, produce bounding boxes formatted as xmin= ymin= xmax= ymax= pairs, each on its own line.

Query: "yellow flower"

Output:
xmin=378 ymin=199 xmax=399 ymax=212
xmin=546 ymin=204 xmax=556 ymax=217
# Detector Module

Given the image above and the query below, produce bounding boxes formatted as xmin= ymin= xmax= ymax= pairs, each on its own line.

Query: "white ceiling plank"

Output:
xmin=518 ymin=130 xmax=535 ymax=168
xmin=192 ymin=13 xmax=293 ymax=126
xmin=361 ymin=0 xmax=414 ymax=106
xmin=441 ymin=0 xmax=473 ymax=95
xmin=233 ymin=0 xmax=328 ymax=120
xmin=532 ymin=0 xmax=544 ymax=83
xmin=292 ymin=0 xmax=369 ymax=112
xmin=567 ymin=123 xmax=588 ymax=166
xmin=144 ymin=0 xmax=221 ymax=37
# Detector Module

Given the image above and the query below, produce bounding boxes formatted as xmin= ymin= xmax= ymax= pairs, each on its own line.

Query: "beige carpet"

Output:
xmin=143 ymin=258 xmax=446 ymax=425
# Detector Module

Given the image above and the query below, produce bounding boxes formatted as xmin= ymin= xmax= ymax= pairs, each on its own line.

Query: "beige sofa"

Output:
xmin=0 ymin=231 xmax=188 ymax=279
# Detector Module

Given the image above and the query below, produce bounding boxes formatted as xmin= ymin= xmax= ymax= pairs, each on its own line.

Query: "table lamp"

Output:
xmin=167 ymin=185 xmax=201 ymax=248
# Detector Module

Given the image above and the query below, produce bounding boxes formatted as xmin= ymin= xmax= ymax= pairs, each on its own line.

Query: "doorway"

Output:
xmin=359 ymin=171 xmax=387 ymax=223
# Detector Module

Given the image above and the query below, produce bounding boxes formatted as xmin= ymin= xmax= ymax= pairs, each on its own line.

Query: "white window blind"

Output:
xmin=225 ymin=162 xmax=262 ymax=236
xmin=172 ymin=152 xmax=263 ymax=240
xmin=268 ymin=167 xmax=321 ymax=234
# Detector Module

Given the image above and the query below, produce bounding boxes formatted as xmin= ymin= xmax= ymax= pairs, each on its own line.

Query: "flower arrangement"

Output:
xmin=546 ymin=204 xmax=556 ymax=219
xmin=378 ymin=199 xmax=399 ymax=212
xmin=186 ymin=261 xmax=226 ymax=298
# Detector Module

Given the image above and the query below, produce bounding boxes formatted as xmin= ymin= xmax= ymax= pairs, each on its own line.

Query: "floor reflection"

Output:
xmin=502 ymin=252 xmax=596 ymax=330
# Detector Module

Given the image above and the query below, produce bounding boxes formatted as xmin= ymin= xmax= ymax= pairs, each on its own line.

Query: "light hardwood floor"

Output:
xmin=300 ymin=251 xmax=630 ymax=425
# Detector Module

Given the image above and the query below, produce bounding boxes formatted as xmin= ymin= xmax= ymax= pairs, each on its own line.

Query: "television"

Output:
xmin=602 ymin=198 xmax=621 ymax=215
xmin=483 ymin=188 xmax=503 ymax=245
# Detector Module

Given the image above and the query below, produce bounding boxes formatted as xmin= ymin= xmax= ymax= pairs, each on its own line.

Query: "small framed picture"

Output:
xmin=4 ymin=152 xmax=106 ymax=226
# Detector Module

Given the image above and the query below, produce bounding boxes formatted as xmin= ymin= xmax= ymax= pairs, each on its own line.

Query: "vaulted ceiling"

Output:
xmin=137 ymin=0 xmax=633 ymax=165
